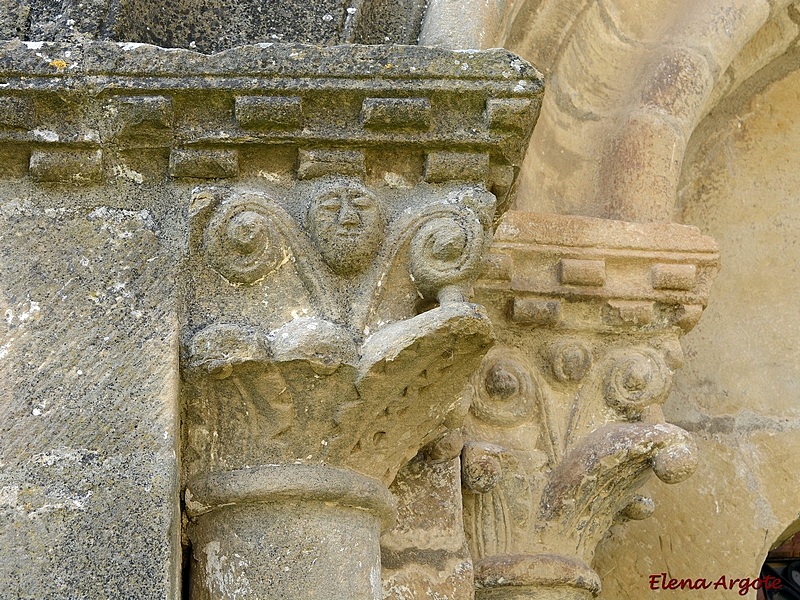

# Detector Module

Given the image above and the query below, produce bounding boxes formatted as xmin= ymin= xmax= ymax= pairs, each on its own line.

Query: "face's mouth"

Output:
xmin=333 ymin=228 xmax=363 ymax=238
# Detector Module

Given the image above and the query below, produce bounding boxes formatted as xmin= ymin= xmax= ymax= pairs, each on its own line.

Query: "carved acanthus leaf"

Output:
xmin=539 ymin=422 xmax=697 ymax=559
xmin=349 ymin=302 xmax=494 ymax=484
xmin=461 ymin=441 xmax=533 ymax=559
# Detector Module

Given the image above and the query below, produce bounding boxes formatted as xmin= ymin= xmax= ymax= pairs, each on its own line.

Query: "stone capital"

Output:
xmin=158 ymin=42 xmax=544 ymax=600
xmin=460 ymin=210 xmax=720 ymax=598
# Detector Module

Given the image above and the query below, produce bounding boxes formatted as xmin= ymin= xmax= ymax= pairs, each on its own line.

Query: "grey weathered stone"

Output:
xmin=0 ymin=0 xmax=429 ymax=53
xmin=2 ymin=3 xmax=791 ymax=600
xmin=186 ymin=465 xmax=396 ymax=600
xmin=0 ymin=199 xmax=181 ymax=599
xmin=351 ymin=0 xmax=428 ymax=45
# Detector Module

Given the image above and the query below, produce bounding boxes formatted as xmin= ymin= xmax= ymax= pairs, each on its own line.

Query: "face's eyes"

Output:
xmin=314 ymin=187 xmax=377 ymax=217
xmin=351 ymin=196 xmax=375 ymax=210
xmin=317 ymin=198 xmax=343 ymax=212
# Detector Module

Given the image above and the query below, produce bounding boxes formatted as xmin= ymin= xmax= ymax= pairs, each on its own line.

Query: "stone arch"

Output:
xmin=591 ymin=45 xmax=800 ymax=597
xmin=514 ymin=0 xmax=797 ymax=222
xmin=421 ymin=0 xmax=799 ymax=222
xmin=767 ymin=519 xmax=800 ymax=556
xmin=760 ymin=520 xmax=800 ymax=595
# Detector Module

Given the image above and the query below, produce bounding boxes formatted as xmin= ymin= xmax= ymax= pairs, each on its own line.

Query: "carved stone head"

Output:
xmin=305 ymin=177 xmax=386 ymax=275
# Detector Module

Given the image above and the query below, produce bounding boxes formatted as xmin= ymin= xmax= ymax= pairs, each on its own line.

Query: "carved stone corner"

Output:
xmin=380 ymin=446 xmax=474 ymax=600
xmin=456 ymin=210 xmax=720 ymax=598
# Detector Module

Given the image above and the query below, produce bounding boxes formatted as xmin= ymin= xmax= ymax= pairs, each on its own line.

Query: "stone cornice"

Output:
xmin=0 ymin=41 xmax=542 ymax=81
xmin=478 ymin=211 xmax=720 ymax=332
xmin=0 ymin=42 xmax=542 ymax=213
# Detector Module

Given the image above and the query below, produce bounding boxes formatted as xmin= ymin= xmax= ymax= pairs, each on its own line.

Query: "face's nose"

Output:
xmin=337 ymin=202 xmax=361 ymax=227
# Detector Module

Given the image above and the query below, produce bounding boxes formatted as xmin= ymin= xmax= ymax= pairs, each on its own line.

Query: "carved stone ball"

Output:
xmin=305 ymin=177 xmax=386 ymax=276
xmin=652 ymin=440 xmax=698 ymax=484
xmin=425 ymin=429 xmax=465 ymax=462
xmin=603 ymin=348 xmax=671 ymax=416
xmin=549 ymin=339 xmax=592 ymax=382
xmin=470 ymin=352 xmax=537 ymax=427
xmin=226 ymin=211 xmax=267 ymax=254
xmin=462 ymin=453 xmax=503 ymax=493
xmin=485 ymin=364 xmax=520 ymax=399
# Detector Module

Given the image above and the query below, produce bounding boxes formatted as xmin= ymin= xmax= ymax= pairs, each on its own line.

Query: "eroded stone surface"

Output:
xmin=381 ymin=453 xmax=474 ymax=600
xmin=0 ymin=0 xmax=427 ymax=52
xmin=166 ymin=42 xmax=541 ymax=599
xmin=0 ymin=200 xmax=180 ymax=599
xmin=0 ymin=41 xmax=541 ymax=600
xmin=0 ymin=3 xmax=794 ymax=600
xmin=595 ymin=56 xmax=800 ymax=600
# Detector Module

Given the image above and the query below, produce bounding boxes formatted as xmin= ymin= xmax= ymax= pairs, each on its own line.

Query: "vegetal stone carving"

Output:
xmin=602 ymin=348 xmax=673 ymax=418
xmin=0 ymin=9 xmax=738 ymax=600
xmin=202 ymin=194 xmax=286 ymax=285
xmin=456 ymin=211 xmax=720 ymax=599
xmin=183 ymin=178 xmax=503 ymax=599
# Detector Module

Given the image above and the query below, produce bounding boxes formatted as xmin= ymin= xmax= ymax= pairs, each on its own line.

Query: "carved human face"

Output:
xmin=307 ymin=181 xmax=385 ymax=275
